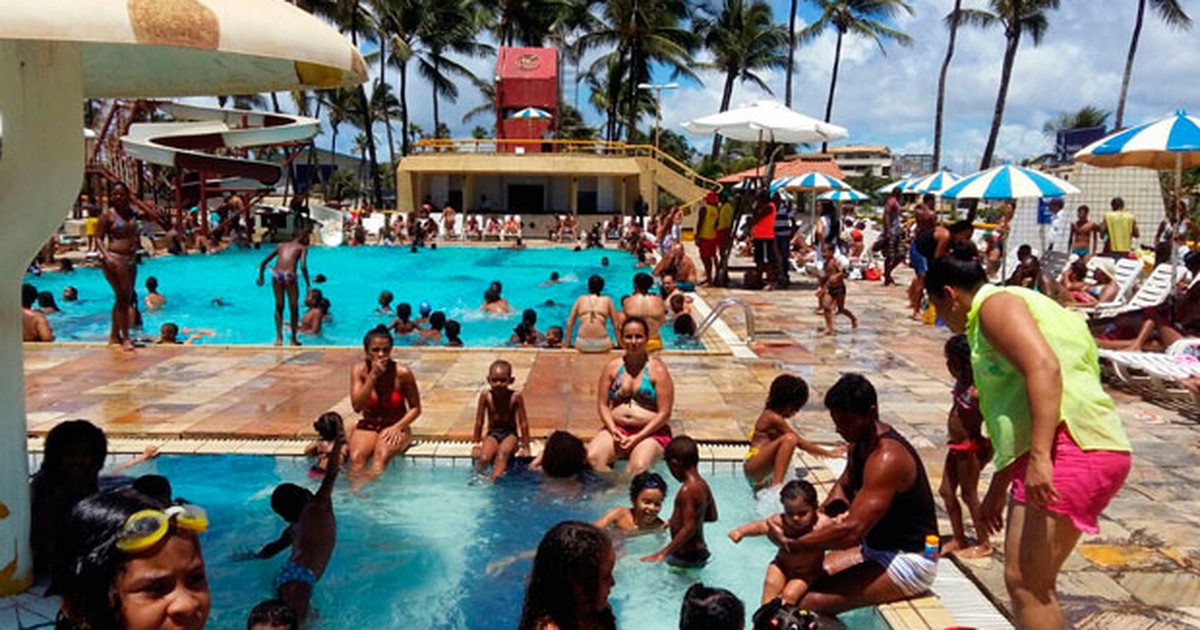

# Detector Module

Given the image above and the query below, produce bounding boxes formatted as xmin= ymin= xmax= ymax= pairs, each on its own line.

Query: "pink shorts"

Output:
xmin=1009 ymin=424 xmax=1130 ymax=534
xmin=615 ymin=423 xmax=673 ymax=449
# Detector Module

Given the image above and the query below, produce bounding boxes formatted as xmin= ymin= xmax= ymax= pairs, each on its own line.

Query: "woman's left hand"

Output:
xmin=1023 ymin=454 xmax=1059 ymax=509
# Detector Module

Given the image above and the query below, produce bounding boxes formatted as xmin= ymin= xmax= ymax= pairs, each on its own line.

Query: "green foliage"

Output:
xmin=1042 ymin=105 xmax=1111 ymax=138
xmin=471 ymin=125 xmax=490 ymax=140
xmin=695 ymin=158 xmax=726 ymax=180
xmin=325 ymin=168 xmax=363 ymax=201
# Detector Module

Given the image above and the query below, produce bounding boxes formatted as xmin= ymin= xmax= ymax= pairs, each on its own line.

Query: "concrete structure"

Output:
xmin=798 ymin=144 xmax=893 ymax=178
xmin=495 ymin=47 xmax=556 ymax=152
xmin=395 ymin=141 xmax=715 ymax=216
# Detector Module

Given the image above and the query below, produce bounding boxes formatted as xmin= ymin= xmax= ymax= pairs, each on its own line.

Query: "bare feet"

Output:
xmin=952 ymin=544 xmax=994 ymax=559
xmin=851 ymin=317 xmax=859 ymax=330
xmin=291 ymin=339 xmax=303 ymax=347
xmin=940 ymin=539 xmax=963 ymax=555
xmin=820 ymin=329 xmax=835 ymax=336
xmin=274 ymin=336 xmax=283 ymax=347
xmin=121 ymin=339 xmax=136 ymax=352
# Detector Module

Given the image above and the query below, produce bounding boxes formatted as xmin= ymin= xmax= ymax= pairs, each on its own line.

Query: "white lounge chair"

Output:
xmin=1073 ymin=258 xmax=1143 ymax=314
xmin=1093 ymin=264 xmax=1186 ymax=319
xmin=1099 ymin=338 xmax=1200 ymax=404
xmin=361 ymin=213 xmax=386 ymax=243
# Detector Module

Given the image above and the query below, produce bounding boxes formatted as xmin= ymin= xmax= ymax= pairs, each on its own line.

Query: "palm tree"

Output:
xmin=1115 ymin=0 xmax=1191 ymax=129
xmin=369 ymin=81 xmax=404 ymax=165
xmin=1042 ymin=105 xmax=1111 ymax=138
xmin=695 ymin=0 xmax=789 ymax=160
xmin=967 ymin=0 xmax=1060 ymax=170
xmin=580 ymin=0 xmax=698 ymax=141
xmin=373 ymin=0 xmax=423 ymax=156
xmin=932 ymin=0 xmax=964 ymax=171
xmin=488 ymin=0 xmax=565 ymax=46
xmin=785 ymin=0 xmax=799 ymax=107
xmin=418 ymin=0 xmax=491 ymax=138
xmin=799 ymin=0 xmax=913 ymax=151
xmin=319 ymin=88 xmax=361 ymax=162
xmin=216 ymin=94 xmax=270 ymax=110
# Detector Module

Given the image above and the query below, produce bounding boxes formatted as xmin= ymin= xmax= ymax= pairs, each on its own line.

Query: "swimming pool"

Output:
xmin=25 ymin=246 xmax=696 ymax=348
xmin=133 ymin=455 xmax=887 ymax=630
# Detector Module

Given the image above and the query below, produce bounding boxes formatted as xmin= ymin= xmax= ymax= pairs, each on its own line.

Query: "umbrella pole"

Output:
xmin=1170 ymin=153 xmax=1182 ymax=325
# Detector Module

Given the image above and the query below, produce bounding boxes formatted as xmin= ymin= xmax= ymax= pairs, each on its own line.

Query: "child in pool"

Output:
xmin=642 ymin=436 xmax=717 ymax=567
xmin=388 ymin=302 xmax=418 ymax=335
xmin=444 ymin=319 xmax=464 ymax=347
xmin=594 ymin=471 xmax=668 ymax=535
xmin=472 ymin=359 xmax=531 ymax=481
xmin=417 ymin=311 xmax=446 ymax=345
xmin=304 ymin=411 xmax=347 ymax=478
xmin=375 ymin=290 xmax=394 ymax=315
xmin=728 ymin=480 xmax=828 ymax=605
xmin=744 ymin=375 xmax=846 ymax=490
xmin=939 ymin=335 xmax=993 ymax=558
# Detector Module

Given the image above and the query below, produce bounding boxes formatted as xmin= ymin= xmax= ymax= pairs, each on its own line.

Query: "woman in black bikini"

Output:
xmin=586 ymin=317 xmax=675 ymax=475
xmin=565 ymin=275 xmax=618 ymax=352
xmin=96 ymin=182 xmax=158 ymax=350
xmin=349 ymin=325 xmax=421 ymax=489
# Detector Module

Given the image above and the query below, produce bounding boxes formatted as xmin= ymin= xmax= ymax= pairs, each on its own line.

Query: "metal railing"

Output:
xmin=695 ymin=298 xmax=756 ymax=342
xmin=410 ymin=137 xmax=722 ymax=196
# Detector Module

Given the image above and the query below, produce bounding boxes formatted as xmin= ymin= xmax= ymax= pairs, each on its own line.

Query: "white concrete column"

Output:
xmin=0 ymin=40 xmax=84 ymax=595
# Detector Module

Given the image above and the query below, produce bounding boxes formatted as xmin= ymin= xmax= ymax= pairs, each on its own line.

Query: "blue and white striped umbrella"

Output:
xmin=510 ymin=107 xmax=552 ymax=119
xmin=905 ymin=170 xmax=961 ymax=194
xmin=875 ymin=177 xmax=918 ymax=194
xmin=817 ymin=188 xmax=869 ymax=202
xmin=1074 ymin=110 xmax=1200 ymax=170
xmin=773 ymin=171 xmax=851 ymax=191
xmin=941 ymin=163 xmax=1080 ymax=200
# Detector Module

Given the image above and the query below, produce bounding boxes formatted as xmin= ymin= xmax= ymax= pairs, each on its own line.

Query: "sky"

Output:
xmin=247 ymin=0 xmax=1200 ymax=172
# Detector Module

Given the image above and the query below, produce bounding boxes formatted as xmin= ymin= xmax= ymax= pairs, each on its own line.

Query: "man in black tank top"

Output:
xmin=764 ymin=374 xmax=938 ymax=616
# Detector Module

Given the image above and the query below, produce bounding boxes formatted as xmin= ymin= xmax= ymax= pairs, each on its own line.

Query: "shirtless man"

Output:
xmin=908 ymin=194 xmax=938 ymax=319
xmin=641 ymin=436 xmax=718 ymax=567
xmin=257 ymin=222 xmax=312 ymax=346
xmin=96 ymin=182 xmax=159 ymax=350
xmin=22 ymin=284 xmax=54 ymax=342
xmin=1068 ymin=205 xmax=1098 ymax=258
xmin=654 ymin=242 xmax=699 ymax=290
xmin=621 ymin=273 xmax=667 ymax=352
xmin=143 ymin=276 xmax=166 ymax=312
xmin=442 ymin=204 xmax=457 ymax=239
xmin=768 ymin=374 xmax=939 ymax=616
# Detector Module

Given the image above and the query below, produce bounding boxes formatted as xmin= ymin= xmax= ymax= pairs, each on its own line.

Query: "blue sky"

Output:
xmin=247 ymin=0 xmax=1199 ymax=172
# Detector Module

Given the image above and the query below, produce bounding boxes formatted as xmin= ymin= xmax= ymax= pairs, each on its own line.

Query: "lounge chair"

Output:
xmin=1071 ymin=258 xmax=1143 ymax=314
xmin=1092 ymin=264 xmax=1186 ymax=319
xmin=1099 ymin=338 xmax=1200 ymax=404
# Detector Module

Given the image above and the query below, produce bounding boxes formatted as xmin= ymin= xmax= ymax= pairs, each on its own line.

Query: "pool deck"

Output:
xmin=18 ymin=244 xmax=1200 ymax=629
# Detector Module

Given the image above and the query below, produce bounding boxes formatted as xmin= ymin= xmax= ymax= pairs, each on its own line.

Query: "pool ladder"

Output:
xmin=695 ymin=298 xmax=756 ymax=343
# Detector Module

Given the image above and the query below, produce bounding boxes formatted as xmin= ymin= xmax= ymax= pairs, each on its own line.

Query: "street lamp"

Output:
xmin=638 ymin=82 xmax=679 ymax=151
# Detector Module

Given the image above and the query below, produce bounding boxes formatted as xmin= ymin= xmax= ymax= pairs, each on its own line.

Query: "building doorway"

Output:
xmin=507 ymin=184 xmax=545 ymax=213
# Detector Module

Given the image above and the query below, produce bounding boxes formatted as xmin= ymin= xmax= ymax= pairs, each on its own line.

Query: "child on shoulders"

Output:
xmin=472 ymin=359 xmax=531 ymax=481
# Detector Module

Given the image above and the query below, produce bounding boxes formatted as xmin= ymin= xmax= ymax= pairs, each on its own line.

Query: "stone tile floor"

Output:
xmin=20 ymin=249 xmax=1200 ymax=628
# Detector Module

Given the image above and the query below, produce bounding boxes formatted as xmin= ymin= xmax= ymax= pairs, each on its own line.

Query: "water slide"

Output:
xmin=120 ymin=102 xmax=320 ymax=186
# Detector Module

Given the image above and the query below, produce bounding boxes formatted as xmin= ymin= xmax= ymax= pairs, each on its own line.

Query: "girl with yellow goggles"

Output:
xmin=115 ymin=504 xmax=209 ymax=553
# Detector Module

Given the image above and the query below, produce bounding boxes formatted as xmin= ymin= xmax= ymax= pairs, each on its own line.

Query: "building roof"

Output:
xmin=822 ymin=145 xmax=890 ymax=154
xmin=718 ymin=158 xmax=845 ymax=184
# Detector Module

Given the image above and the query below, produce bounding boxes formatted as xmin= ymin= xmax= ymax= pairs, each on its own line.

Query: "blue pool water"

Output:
xmin=130 ymin=455 xmax=887 ymax=630
xmin=25 ymin=247 xmax=694 ymax=348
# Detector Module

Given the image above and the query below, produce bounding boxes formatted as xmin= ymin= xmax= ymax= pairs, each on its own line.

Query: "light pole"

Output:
xmin=637 ymin=82 xmax=679 ymax=151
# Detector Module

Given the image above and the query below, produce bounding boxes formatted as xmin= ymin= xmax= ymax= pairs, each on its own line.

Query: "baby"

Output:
xmin=729 ymin=480 xmax=828 ymax=605
xmin=594 ymin=471 xmax=668 ymax=535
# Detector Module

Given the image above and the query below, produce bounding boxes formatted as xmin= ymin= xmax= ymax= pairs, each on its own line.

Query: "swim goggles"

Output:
xmin=116 ymin=504 xmax=209 ymax=553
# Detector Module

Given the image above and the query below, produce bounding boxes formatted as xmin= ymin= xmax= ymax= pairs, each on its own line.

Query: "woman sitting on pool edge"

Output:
xmin=349 ymin=325 xmax=422 ymax=489
xmin=587 ymin=316 xmax=675 ymax=476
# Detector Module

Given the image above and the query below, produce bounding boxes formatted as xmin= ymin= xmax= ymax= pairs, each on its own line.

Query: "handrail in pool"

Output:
xmin=695 ymin=297 xmax=756 ymax=343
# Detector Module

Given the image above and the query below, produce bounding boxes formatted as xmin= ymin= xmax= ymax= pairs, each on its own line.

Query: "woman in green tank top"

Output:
xmin=924 ymin=242 xmax=1131 ymax=630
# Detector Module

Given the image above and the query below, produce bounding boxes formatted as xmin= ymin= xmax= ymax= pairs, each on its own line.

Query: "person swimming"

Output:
xmin=594 ymin=471 xmax=668 ymax=535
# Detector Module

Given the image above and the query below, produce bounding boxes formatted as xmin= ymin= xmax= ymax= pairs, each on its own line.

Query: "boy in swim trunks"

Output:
xmin=472 ymin=360 xmax=531 ymax=481
xmin=729 ymin=480 xmax=828 ymax=604
xmin=242 ymin=417 xmax=345 ymax=623
xmin=257 ymin=224 xmax=311 ymax=346
xmin=939 ymin=336 xmax=992 ymax=558
xmin=819 ymin=243 xmax=858 ymax=335
xmin=745 ymin=375 xmax=846 ymax=490
xmin=642 ymin=436 xmax=717 ymax=567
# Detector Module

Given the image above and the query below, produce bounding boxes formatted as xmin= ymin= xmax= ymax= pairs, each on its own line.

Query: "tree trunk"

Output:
xmin=399 ymin=62 xmax=411 ymax=156
xmin=1115 ymin=0 xmax=1147 ymax=130
xmin=932 ymin=0 xmax=962 ymax=171
xmin=821 ymin=29 xmax=844 ymax=153
xmin=357 ymin=85 xmax=382 ymax=206
xmin=979 ymin=27 xmax=1021 ymax=170
xmin=626 ymin=46 xmax=639 ymax=141
xmin=710 ymin=70 xmax=737 ymax=161
xmin=785 ymin=0 xmax=798 ymax=107
xmin=432 ymin=55 xmax=442 ymax=136
xmin=379 ymin=37 xmax=397 ymax=166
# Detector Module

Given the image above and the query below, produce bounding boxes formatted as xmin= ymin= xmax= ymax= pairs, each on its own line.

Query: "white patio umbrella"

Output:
xmin=681 ymin=100 xmax=848 ymax=144
xmin=1075 ymin=110 xmax=1200 ymax=310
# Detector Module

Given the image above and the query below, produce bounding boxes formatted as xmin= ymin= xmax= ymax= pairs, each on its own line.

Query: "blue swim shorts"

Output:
xmin=909 ymin=240 xmax=928 ymax=276
xmin=275 ymin=560 xmax=317 ymax=591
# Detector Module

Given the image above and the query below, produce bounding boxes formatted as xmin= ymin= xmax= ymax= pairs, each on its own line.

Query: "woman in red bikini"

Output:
xmin=349 ymin=325 xmax=421 ymax=489
xmin=586 ymin=317 xmax=675 ymax=476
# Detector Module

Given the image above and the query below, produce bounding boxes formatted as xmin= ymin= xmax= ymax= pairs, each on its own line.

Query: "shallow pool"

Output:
xmin=25 ymin=246 xmax=695 ymax=348
xmin=128 ymin=455 xmax=886 ymax=630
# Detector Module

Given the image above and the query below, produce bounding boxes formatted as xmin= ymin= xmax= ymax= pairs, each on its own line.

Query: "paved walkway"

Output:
xmin=20 ymin=248 xmax=1200 ymax=628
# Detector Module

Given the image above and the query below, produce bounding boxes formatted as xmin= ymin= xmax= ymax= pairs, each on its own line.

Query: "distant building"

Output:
xmin=893 ymin=154 xmax=934 ymax=178
xmin=718 ymin=158 xmax=846 ymax=186
xmin=795 ymin=145 xmax=892 ymax=178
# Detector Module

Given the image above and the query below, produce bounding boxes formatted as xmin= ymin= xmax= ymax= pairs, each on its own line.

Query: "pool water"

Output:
xmin=25 ymin=246 xmax=695 ymax=348
xmin=136 ymin=455 xmax=887 ymax=630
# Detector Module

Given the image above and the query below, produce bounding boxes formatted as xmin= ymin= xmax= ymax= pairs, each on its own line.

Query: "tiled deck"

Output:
xmin=17 ymin=244 xmax=1200 ymax=628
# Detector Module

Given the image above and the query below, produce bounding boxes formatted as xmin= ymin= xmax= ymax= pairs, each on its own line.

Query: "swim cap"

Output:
xmin=419 ymin=301 xmax=432 ymax=316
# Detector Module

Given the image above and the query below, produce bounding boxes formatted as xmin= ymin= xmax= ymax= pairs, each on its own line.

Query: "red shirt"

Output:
xmin=752 ymin=202 xmax=776 ymax=240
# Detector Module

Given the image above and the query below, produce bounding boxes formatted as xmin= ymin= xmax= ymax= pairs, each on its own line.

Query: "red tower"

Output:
xmin=494 ymin=47 xmax=557 ymax=153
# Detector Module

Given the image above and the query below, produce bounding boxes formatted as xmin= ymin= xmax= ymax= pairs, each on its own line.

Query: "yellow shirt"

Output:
xmin=697 ymin=204 xmax=719 ymax=240
xmin=966 ymin=284 xmax=1131 ymax=470
xmin=717 ymin=202 xmax=734 ymax=230
xmin=1104 ymin=210 xmax=1135 ymax=252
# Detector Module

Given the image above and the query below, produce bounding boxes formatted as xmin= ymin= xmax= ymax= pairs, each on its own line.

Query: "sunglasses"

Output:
xmin=116 ymin=504 xmax=209 ymax=553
